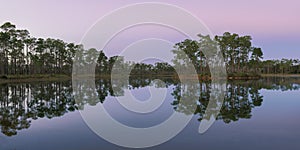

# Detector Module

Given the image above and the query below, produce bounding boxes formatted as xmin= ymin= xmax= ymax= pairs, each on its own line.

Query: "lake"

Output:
xmin=0 ymin=77 xmax=299 ymax=150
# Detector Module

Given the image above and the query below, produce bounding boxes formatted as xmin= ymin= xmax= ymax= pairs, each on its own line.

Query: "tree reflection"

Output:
xmin=0 ymin=77 xmax=299 ymax=136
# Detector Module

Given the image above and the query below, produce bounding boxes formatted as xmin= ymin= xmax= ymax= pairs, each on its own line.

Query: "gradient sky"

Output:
xmin=0 ymin=0 xmax=299 ymax=59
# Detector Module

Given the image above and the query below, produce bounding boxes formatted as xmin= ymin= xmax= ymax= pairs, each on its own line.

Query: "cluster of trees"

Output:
xmin=0 ymin=22 xmax=83 ymax=75
xmin=1 ymin=77 xmax=300 ymax=136
xmin=261 ymin=59 xmax=300 ymax=74
xmin=171 ymin=33 xmax=265 ymax=76
xmin=216 ymin=32 xmax=264 ymax=74
xmin=95 ymin=33 xmax=299 ymax=77
xmin=0 ymin=22 xmax=299 ymax=78
xmin=167 ymin=33 xmax=299 ymax=76
xmin=0 ymin=22 xmax=176 ymax=77
xmin=133 ymin=33 xmax=299 ymax=76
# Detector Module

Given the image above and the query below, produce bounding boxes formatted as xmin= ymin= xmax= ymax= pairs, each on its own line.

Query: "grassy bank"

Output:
xmin=2 ymin=73 xmax=299 ymax=84
xmin=0 ymin=74 xmax=71 ymax=84
xmin=261 ymin=74 xmax=300 ymax=77
xmin=0 ymin=73 xmax=264 ymax=84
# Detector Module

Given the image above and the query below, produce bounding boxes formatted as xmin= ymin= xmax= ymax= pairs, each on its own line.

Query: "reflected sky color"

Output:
xmin=0 ymin=0 xmax=299 ymax=59
xmin=2 ymin=82 xmax=300 ymax=150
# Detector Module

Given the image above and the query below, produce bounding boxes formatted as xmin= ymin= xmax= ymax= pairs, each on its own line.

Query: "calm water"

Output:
xmin=0 ymin=77 xmax=300 ymax=150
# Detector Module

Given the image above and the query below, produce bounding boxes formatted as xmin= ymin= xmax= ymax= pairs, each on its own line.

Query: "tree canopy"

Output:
xmin=0 ymin=22 xmax=299 ymax=79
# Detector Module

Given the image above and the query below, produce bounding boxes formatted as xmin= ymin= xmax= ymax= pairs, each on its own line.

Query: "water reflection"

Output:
xmin=0 ymin=77 xmax=299 ymax=136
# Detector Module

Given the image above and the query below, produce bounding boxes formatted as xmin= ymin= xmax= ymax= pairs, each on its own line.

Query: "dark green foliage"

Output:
xmin=0 ymin=22 xmax=299 ymax=78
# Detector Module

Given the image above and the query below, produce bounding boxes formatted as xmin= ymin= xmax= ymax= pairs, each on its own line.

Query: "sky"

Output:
xmin=0 ymin=0 xmax=299 ymax=59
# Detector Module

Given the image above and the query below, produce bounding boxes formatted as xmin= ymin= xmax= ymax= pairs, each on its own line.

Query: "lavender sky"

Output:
xmin=0 ymin=0 xmax=299 ymax=59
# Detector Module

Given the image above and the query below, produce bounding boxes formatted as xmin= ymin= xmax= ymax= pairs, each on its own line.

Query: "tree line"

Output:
xmin=0 ymin=22 xmax=299 ymax=78
xmin=0 ymin=22 xmax=80 ymax=75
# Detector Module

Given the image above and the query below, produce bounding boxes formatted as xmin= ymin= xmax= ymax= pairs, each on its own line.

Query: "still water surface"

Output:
xmin=0 ymin=77 xmax=299 ymax=150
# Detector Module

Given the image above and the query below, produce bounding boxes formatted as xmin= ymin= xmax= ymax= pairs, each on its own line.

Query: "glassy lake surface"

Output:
xmin=0 ymin=77 xmax=300 ymax=150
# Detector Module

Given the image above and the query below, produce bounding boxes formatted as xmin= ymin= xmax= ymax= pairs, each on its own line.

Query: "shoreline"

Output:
xmin=0 ymin=74 xmax=299 ymax=84
xmin=261 ymin=74 xmax=300 ymax=77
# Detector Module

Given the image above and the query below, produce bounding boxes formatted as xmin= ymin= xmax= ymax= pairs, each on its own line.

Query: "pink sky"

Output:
xmin=0 ymin=0 xmax=299 ymax=59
